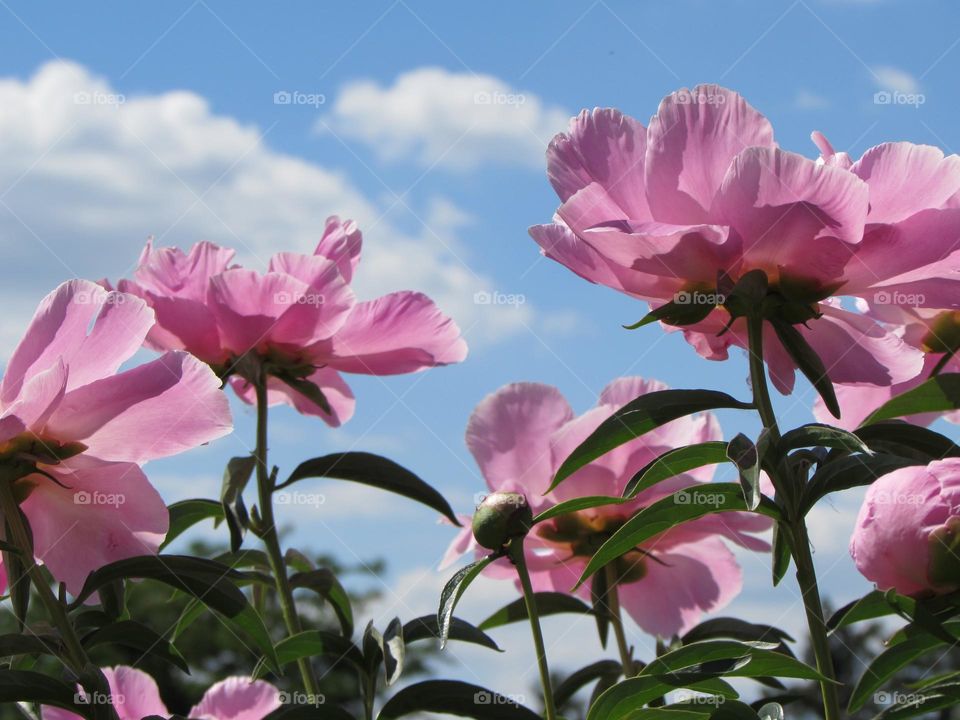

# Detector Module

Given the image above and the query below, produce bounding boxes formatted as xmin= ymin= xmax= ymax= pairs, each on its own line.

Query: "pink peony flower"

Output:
xmin=116 ymin=216 xmax=468 ymax=426
xmin=42 ymin=666 xmax=281 ymax=720
xmin=850 ymin=458 xmax=960 ymax=596
xmin=443 ymin=378 xmax=771 ymax=637
xmin=529 ymin=86 xmax=960 ymax=400
xmin=813 ymin=303 xmax=960 ymax=429
xmin=0 ymin=280 xmax=232 ymax=595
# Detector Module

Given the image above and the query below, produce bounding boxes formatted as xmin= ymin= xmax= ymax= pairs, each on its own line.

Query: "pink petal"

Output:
xmin=190 ymin=676 xmax=281 ymax=720
xmin=852 ymin=142 xmax=960 ymax=224
xmin=4 ymin=360 xmax=68 ymax=433
xmin=645 ymin=85 xmax=775 ymax=224
xmin=466 ymin=383 xmax=573 ymax=500
xmin=314 ymin=215 xmax=362 ymax=283
xmin=45 ymin=352 xmax=232 ymax=464
xmin=439 ymin=515 xmax=477 ymax=571
xmin=134 ymin=239 xmax=236 ymax=302
xmin=851 ymin=463 xmax=949 ymax=595
xmin=618 ymin=537 xmax=743 ymax=637
xmin=1 ymin=281 xmax=154 ymax=405
xmin=208 ymin=269 xmax=354 ymax=355
xmin=21 ymin=457 xmax=168 ymax=596
xmin=714 ymin=147 xmax=868 ymax=281
xmin=547 ymin=108 xmax=652 ymax=220
xmin=230 ymin=366 xmax=355 ymax=427
xmin=321 ymin=291 xmax=467 ymax=374
xmin=43 ymin=666 xmax=169 ymax=720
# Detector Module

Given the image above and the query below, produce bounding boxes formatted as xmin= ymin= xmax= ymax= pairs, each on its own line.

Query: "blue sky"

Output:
xmin=1 ymin=0 xmax=959 ymax=704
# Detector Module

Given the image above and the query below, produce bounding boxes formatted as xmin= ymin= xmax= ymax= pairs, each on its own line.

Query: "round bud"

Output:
xmin=471 ymin=492 xmax=533 ymax=550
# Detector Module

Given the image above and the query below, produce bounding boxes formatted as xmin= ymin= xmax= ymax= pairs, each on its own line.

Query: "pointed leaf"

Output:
xmin=727 ymin=434 xmax=761 ymax=511
xmin=403 ymin=616 xmax=500 ymax=652
xmin=854 ymin=421 xmax=960 ymax=461
xmin=587 ymin=677 xmax=738 ymax=720
xmin=280 ymin=452 xmax=458 ymax=525
xmin=0 ymin=670 xmax=95 ymax=718
xmin=254 ymin=630 xmax=363 ymax=679
xmin=290 ymin=568 xmax=353 ymax=637
xmin=553 ymin=391 xmax=753 ymax=490
xmin=864 ymin=373 xmax=960 ymax=424
xmin=161 ymin=499 xmax=224 ymax=550
xmin=554 ymin=660 xmax=622 ymax=709
xmin=382 ymin=617 xmax=404 ymax=686
xmin=82 ymin=620 xmax=189 ymax=673
xmin=642 ymin=640 xmax=829 ymax=681
xmin=477 ymin=592 xmax=592 ymax=630
xmin=438 ymin=557 xmax=495 ymax=649
xmin=778 ymin=424 xmax=871 ymax=454
xmin=624 ymin=442 xmax=730 ymax=498
xmin=771 ymin=320 xmax=839 ymax=418
xmin=801 ymin=454 xmax=920 ymax=513
xmin=377 ymin=680 xmax=542 ymax=719
xmin=221 ymin=456 xmax=256 ymax=553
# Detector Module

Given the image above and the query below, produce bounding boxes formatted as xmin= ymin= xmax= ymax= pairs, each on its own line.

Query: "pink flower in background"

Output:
xmin=813 ymin=304 xmax=960 ymax=429
xmin=529 ymin=85 xmax=960 ymax=400
xmin=0 ymin=280 xmax=232 ymax=595
xmin=443 ymin=378 xmax=771 ymax=637
xmin=850 ymin=458 xmax=960 ymax=597
xmin=116 ymin=216 xmax=468 ymax=427
xmin=43 ymin=666 xmax=281 ymax=720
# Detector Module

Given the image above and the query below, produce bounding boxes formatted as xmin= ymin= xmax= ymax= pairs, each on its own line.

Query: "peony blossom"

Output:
xmin=529 ymin=86 xmax=960 ymax=402
xmin=42 ymin=666 xmax=281 ymax=720
xmin=850 ymin=458 xmax=960 ymax=596
xmin=0 ymin=280 xmax=231 ymax=595
xmin=115 ymin=216 xmax=467 ymax=426
xmin=814 ymin=303 xmax=960 ymax=429
xmin=443 ymin=377 xmax=771 ymax=637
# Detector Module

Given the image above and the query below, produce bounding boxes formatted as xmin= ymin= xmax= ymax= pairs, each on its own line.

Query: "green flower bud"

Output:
xmin=472 ymin=492 xmax=532 ymax=550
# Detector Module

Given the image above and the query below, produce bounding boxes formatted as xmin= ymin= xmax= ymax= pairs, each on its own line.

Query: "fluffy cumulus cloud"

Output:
xmin=0 ymin=60 xmax=540 ymax=358
xmin=872 ymin=65 xmax=921 ymax=94
xmin=318 ymin=66 xmax=570 ymax=170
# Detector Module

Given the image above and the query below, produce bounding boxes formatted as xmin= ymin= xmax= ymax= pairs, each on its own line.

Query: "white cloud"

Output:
xmin=0 ymin=61 xmax=542 ymax=359
xmin=793 ymin=89 xmax=830 ymax=110
xmin=318 ymin=66 xmax=570 ymax=171
xmin=872 ymin=65 xmax=921 ymax=94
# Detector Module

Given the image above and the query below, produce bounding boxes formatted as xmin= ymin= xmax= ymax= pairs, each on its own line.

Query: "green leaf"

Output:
xmin=477 ymin=592 xmax=592 ymax=631
xmin=0 ymin=633 xmax=62 ymax=657
xmin=377 ymin=680 xmax=542 ymax=719
xmin=0 ymin=670 xmax=95 ymax=718
xmin=770 ymin=524 xmax=791 ymax=588
xmin=71 ymin=555 xmax=279 ymax=674
xmin=681 ymin=618 xmax=794 ymax=647
xmin=554 ymin=660 xmax=622 ymax=709
xmin=778 ymin=424 xmax=871 ymax=454
xmin=864 ymin=373 xmax=960 ymax=424
xmin=280 ymin=452 xmax=459 ymax=525
xmin=266 ymin=706 xmax=356 ymax=720
xmin=848 ymin=621 xmax=960 ymax=711
xmin=801 ymin=453 xmax=920 ymax=513
xmin=592 ymin=569 xmax=611 ymax=649
xmin=276 ymin=374 xmax=332 ymax=414
xmin=221 ymin=455 xmax=256 ymax=554
xmin=578 ymin=484 xmax=780 ymax=586
xmin=256 ymin=630 xmax=364 ymax=678
xmin=727 ymin=434 xmax=761 ymax=511
xmin=587 ymin=677 xmax=738 ymax=720
xmin=82 ymin=620 xmax=189 ymax=672
xmin=875 ymin=690 xmax=960 ymax=720
xmin=161 ymin=499 xmax=224 ymax=550
xmin=402 ymin=616 xmax=500 ymax=652
xmin=771 ymin=320 xmax=839 ymax=418
xmin=827 ymin=591 xmax=909 ymax=634
xmin=854 ymin=421 xmax=960 ymax=461
xmin=289 ymin=568 xmax=353 ymax=638
xmin=381 ymin=617 xmax=405 ymax=686
xmin=623 ymin=297 xmax=717 ymax=330
xmin=624 ymin=442 xmax=731 ymax=498
xmin=642 ymin=640 xmax=829 ymax=681
xmin=533 ymin=496 xmax=628 ymax=523
xmin=3 ymin=513 xmax=30 ymax=630
xmin=438 ymin=557 xmax=495 ymax=649
xmin=552 ymin=391 xmax=753 ymax=490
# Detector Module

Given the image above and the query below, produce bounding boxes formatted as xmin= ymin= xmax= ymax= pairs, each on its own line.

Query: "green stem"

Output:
xmin=509 ymin=539 xmax=557 ymax=720
xmin=604 ymin=565 xmax=635 ymax=677
xmin=745 ymin=314 xmax=841 ymax=720
xmin=252 ymin=377 xmax=320 ymax=695
xmin=930 ymin=349 xmax=956 ymax=378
